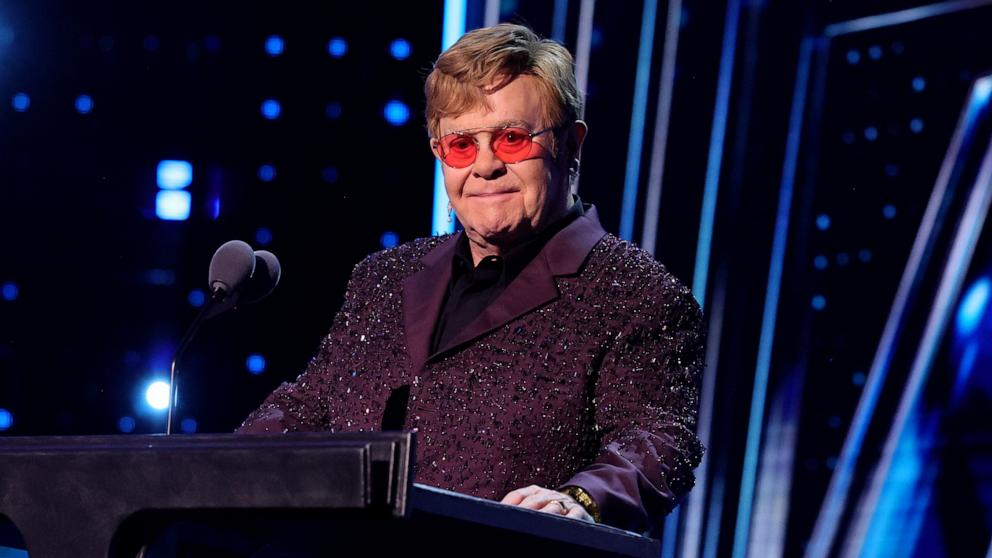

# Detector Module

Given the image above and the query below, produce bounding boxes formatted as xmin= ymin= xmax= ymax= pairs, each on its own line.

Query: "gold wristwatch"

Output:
xmin=560 ymin=485 xmax=602 ymax=523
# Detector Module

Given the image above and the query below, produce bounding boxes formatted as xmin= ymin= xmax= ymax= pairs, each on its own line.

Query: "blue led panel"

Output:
xmin=390 ymin=38 xmax=411 ymax=60
xmin=155 ymin=190 xmax=192 ymax=221
xmin=265 ymin=35 xmax=284 ymax=56
xmin=75 ymin=94 xmax=94 ymax=114
xmin=156 ymin=160 xmax=193 ymax=190
xmin=384 ymin=100 xmax=410 ymax=126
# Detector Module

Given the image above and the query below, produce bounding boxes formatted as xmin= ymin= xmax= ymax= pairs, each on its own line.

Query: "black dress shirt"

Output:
xmin=430 ymin=199 xmax=585 ymax=354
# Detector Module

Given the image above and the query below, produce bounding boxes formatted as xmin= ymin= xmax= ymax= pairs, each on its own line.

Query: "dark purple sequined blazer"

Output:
xmin=238 ymin=206 xmax=705 ymax=534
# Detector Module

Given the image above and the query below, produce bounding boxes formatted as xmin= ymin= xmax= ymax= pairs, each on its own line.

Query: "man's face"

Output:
xmin=433 ymin=75 xmax=574 ymax=249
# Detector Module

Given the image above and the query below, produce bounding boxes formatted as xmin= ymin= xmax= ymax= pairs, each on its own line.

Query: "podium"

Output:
xmin=0 ymin=433 xmax=660 ymax=557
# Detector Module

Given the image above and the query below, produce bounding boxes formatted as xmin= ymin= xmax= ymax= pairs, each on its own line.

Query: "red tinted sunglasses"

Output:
xmin=433 ymin=126 xmax=556 ymax=168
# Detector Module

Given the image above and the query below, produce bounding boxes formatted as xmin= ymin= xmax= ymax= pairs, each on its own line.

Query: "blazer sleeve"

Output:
xmin=235 ymin=257 xmax=373 ymax=434
xmin=559 ymin=280 xmax=705 ymax=535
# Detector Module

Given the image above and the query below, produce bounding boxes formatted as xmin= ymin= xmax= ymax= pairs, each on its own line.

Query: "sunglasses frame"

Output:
xmin=431 ymin=125 xmax=558 ymax=168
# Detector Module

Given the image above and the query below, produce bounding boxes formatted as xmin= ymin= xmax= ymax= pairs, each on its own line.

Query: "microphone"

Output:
xmin=209 ymin=240 xmax=256 ymax=296
xmin=202 ymin=240 xmax=257 ymax=319
xmin=241 ymin=250 xmax=282 ymax=305
xmin=166 ymin=241 xmax=281 ymax=434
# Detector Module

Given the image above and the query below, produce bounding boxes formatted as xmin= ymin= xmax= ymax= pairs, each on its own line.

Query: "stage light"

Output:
xmin=863 ymin=126 xmax=878 ymax=141
xmin=325 ymin=102 xmax=343 ymax=120
xmin=433 ymin=0 xmax=467 ymax=237
xmin=261 ymin=99 xmax=281 ymax=120
xmin=321 ymin=167 xmax=339 ymax=184
xmin=912 ymin=76 xmax=926 ymax=92
xmin=143 ymin=35 xmax=160 ymax=52
xmin=145 ymin=380 xmax=170 ymax=411
xmin=1 ymin=281 xmax=17 ymax=301
xmin=208 ymin=194 xmax=221 ymax=220
xmin=390 ymin=38 xmax=411 ymax=60
xmin=910 ymin=118 xmax=924 ymax=133
xmin=203 ymin=35 xmax=221 ymax=54
xmin=118 ymin=416 xmax=136 ymax=433
xmin=157 ymin=160 xmax=193 ymax=190
xmin=883 ymin=204 xmax=897 ymax=219
xmin=180 ymin=418 xmax=197 ymax=433
xmin=258 ymin=164 xmax=276 ymax=182
xmin=255 ymin=227 xmax=273 ymax=246
xmin=380 ymin=231 xmax=400 ymax=249
xmin=187 ymin=289 xmax=206 ymax=307
xmin=327 ymin=37 xmax=348 ymax=58
xmin=858 ymin=249 xmax=872 ymax=262
xmin=956 ymin=277 xmax=990 ymax=336
xmin=246 ymin=354 xmax=266 ymax=375
xmin=816 ymin=214 xmax=831 ymax=231
xmin=846 ymin=50 xmax=860 ymax=64
xmin=384 ymin=100 xmax=410 ymax=126
xmin=852 ymin=371 xmax=867 ymax=386
xmin=144 ymin=269 xmax=176 ymax=286
xmin=836 ymin=252 xmax=850 ymax=266
xmin=11 ymin=92 xmax=29 ymax=112
xmin=0 ymin=409 xmax=12 ymax=431
xmin=812 ymin=295 xmax=826 ymax=311
xmin=884 ymin=164 xmax=899 ymax=177
xmin=814 ymin=255 xmax=828 ymax=270
xmin=75 ymin=94 xmax=94 ymax=114
xmin=867 ymin=45 xmax=882 ymax=60
xmin=265 ymin=35 xmax=284 ymax=56
xmin=156 ymin=190 xmax=191 ymax=221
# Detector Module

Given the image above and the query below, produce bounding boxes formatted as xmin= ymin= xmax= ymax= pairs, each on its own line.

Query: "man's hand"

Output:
xmin=500 ymin=485 xmax=595 ymax=522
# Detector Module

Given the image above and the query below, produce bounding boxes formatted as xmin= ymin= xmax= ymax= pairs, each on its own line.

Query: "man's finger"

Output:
xmin=500 ymin=485 xmax=539 ymax=505
xmin=537 ymin=499 xmax=569 ymax=515
xmin=500 ymin=490 xmax=525 ymax=505
xmin=566 ymin=505 xmax=593 ymax=521
xmin=518 ymin=492 xmax=555 ymax=510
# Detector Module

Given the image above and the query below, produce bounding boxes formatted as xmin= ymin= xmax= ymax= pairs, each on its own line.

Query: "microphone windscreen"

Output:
xmin=242 ymin=250 xmax=282 ymax=304
xmin=208 ymin=240 xmax=256 ymax=296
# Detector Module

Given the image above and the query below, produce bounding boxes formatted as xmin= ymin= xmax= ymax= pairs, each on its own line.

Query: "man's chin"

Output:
xmin=466 ymin=223 xmax=531 ymax=247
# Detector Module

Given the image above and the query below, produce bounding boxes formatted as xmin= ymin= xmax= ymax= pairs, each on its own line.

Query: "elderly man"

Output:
xmin=239 ymin=23 xmax=704 ymax=535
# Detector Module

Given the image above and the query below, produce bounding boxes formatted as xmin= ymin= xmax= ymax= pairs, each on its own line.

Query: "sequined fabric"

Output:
xmin=238 ymin=207 xmax=705 ymax=535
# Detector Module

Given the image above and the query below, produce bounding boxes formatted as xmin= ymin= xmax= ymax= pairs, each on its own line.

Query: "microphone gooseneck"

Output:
xmin=166 ymin=241 xmax=278 ymax=435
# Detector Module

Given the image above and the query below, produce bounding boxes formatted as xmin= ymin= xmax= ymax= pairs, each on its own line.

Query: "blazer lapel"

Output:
xmin=429 ymin=206 xmax=608 ymax=360
xmin=402 ymin=234 xmax=459 ymax=374
xmin=435 ymin=251 xmax=558 ymax=356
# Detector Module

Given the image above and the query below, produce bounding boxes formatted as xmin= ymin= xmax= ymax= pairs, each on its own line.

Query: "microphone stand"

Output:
xmin=166 ymin=288 xmax=226 ymax=435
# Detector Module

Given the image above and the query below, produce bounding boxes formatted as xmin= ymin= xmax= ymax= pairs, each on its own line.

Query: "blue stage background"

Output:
xmin=0 ymin=1 xmax=989 ymax=556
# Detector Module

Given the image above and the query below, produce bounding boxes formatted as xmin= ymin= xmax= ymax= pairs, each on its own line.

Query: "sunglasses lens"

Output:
xmin=440 ymin=134 xmax=477 ymax=168
xmin=493 ymin=128 xmax=541 ymax=163
xmin=438 ymin=127 xmax=548 ymax=167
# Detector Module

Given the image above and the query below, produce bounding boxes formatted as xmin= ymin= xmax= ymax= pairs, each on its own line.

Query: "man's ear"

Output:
xmin=566 ymin=120 xmax=588 ymax=160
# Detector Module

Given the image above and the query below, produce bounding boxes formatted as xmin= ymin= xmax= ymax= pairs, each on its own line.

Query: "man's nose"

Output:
xmin=472 ymin=142 xmax=507 ymax=179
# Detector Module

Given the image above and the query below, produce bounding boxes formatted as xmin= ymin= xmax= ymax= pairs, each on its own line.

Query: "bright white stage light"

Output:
xmin=157 ymin=160 xmax=193 ymax=190
xmin=155 ymin=190 xmax=191 ymax=221
xmin=145 ymin=380 xmax=171 ymax=411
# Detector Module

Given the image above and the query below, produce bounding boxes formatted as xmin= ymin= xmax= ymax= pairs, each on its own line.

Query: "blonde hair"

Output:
xmin=424 ymin=23 xmax=583 ymax=139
